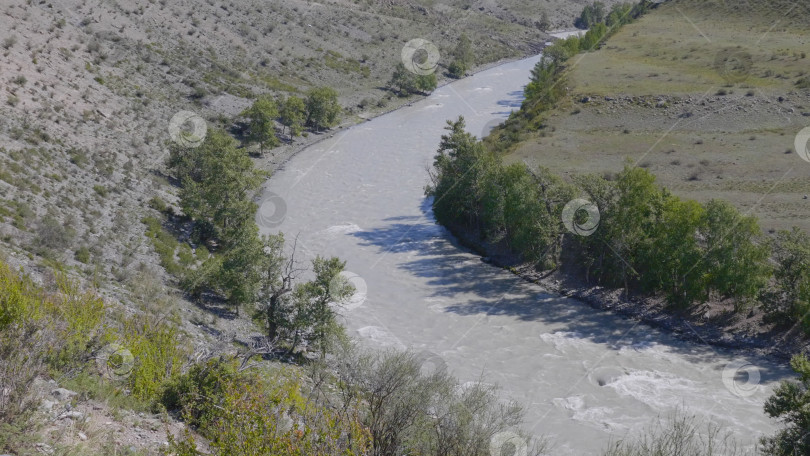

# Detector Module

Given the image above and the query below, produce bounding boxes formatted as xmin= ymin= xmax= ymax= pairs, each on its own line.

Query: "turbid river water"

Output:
xmin=257 ymin=44 xmax=792 ymax=454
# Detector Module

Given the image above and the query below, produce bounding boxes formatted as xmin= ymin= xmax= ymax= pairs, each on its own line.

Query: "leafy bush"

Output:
xmin=305 ymin=87 xmax=341 ymax=131
xmin=763 ymin=228 xmax=810 ymax=330
xmin=330 ymin=347 xmax=547 ymax=456
xmin=164 ymin=357 xmax=371 ymax=456
xmin=761 ymin=354 xmax=810 ymax=455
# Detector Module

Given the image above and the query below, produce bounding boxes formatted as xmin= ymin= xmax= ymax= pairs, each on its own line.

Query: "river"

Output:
xmin=257 ymin=44 xmax=791 ymax=454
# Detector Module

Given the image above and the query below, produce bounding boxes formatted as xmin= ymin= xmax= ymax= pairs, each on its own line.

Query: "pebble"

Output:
xmin=51 ymin=388 xmax=78 ymax=401
xmin=60 ymin=411 xmax=84 ymax=420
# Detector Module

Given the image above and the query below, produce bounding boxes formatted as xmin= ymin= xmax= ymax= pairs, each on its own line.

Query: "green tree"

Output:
xmin=241 ymin=95 xmax=280 ymax=155
xmin=580 ymin=22 xmax=608 ymax=50
xmin=640 ymin=196 xmax=707 ymax=308
xmin=448 ymin=33 xmax=473 ymax=78
xmin=216 ymin=222 xmax=266 ymax=310
xmin=414 ymin=72 xmax=437 ymax=94
xmin=575 ymin=166 xmax=666 ymax=290
xmin=305 ymin=86 xmax=341 ymax=131
xmin=279 ymin=95 xmax=306 ymax=139
xmin=282 ymin=256 xmax=353 ymax=356
xmin=537 ymin=11 xmax=551 ymax=31
xmin=426 ymin=117 xmax=493 ymax=227
xmin=576 ymin=1 xmax=606 ymax=28
xmin=766 ymin=228 xmax=810 ymax=329
xmin=390 ymin=62 xmax=417 ymax=95
xmin=167 ymin=129 xmax=264 ymax=244
xmin=761 ymin=354 xmax=810 ymax=455
xmin=698 ymin=199 xmax=770 ymax=309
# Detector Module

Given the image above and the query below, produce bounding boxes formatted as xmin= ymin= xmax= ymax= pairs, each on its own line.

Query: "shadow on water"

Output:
xmin=496 ymin=90 xmax=525 ymax=108
xmin=349 ymin=200 xmax=792 ymax=382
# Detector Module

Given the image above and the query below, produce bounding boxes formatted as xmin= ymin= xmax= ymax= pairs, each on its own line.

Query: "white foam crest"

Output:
xmin=321 ymin=223 xmax=361 ymax=236
xmin=540 ymin=331 xmax=586 ymax=351
xmin=606 ymin=369 xmax=698 ymax=410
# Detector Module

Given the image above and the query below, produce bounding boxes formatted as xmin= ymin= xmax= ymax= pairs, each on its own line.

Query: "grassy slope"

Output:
xmin=507 ymin=0 xmax=810 ymax=232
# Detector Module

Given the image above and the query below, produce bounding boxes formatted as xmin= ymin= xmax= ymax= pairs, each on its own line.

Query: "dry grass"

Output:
xmin=507 ymin=0 xmax=810 ymax=232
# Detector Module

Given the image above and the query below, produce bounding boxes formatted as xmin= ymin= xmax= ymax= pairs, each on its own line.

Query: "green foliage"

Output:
xmin=415 ymin=72 xmax=438 ymax=94
xmin=575 ymin=1 xmax=606 ymax=29
xmin=74 ymin=246 xmax=91 ymax=264
xmin=331 ymin=348 xmax=545 ymax=456
xmin=164 ymin=358 xmax=371 ymax=456
xmin=606 ymin=3 xmax=636 ymax=27
xmin=761 ymin=354 xmax=810 ymax=455
xmin=214 ymin=223 xmax=266 ymax=308
xmin=0 ymin=261 xmax=41 ymax=330
xmin=0 ymin=259 xmax=182 ymax=426
xmin=427 ymin=118 xmax=574 ymax=266
xmin=426 ymin=117 xmax=493 ymax=227
xmin=429 ymin=128 xmax=773 ymax=311
xmin=389 ymin=62 xmax=437 ymax=95
xmin=698 ymin=199 xmax=770 ymax=308
xmin=305 ymin=87 xmax=341 ymax=131
xmin=118 ymin=313 xmax=186 ymax=401
xmin=764 ymin=228 xmax=810 ymax=330
xmin=581 ymin=22 xmax=608 ymax=50
xmin=143 ymin=216 xmax=185 ymax=277
xmin=390 ymin=62 xmax=416 ymax=95
xmin=448 ymin=33 xmax=473 ymax=78
xmin=279 ymin=95 xmax=306 ymax=138
xmin=167 ymin=129 xmax=264 ymax=246
xmin=241 ymin=95 xmax=280 ymax=154
xmin=279 ymin=256 xmax=352 ymax=356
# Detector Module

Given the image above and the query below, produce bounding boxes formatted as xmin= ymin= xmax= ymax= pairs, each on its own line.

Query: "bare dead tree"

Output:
xmin=238 ymin=336 xmax=278 ymax=371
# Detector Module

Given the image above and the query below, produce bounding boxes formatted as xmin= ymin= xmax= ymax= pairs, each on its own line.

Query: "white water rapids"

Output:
xmin=257 ymin=42 xmax=792 ymax=454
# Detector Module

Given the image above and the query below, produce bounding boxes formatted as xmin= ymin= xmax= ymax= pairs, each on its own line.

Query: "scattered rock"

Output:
xmin=78 ymin=432 xmax=88 ymax=441
xmin=39 ymin=399 xmax=57 ymax=411
xmin=60 ymin=411 xmax=84 ymax=420
xmin=51 ymin=388 xmax=77 ymax=401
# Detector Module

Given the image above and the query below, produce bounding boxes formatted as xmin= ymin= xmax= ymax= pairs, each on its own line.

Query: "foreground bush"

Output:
xmin=603 ymin=410 xmax=752 ymax=456
xmin=0 ymin=258 xmax=188 ymax=428
xmin=327 ymin=346 xmax=548 ymax=456
xmin=164 ymin=357 xmax=372 ymax=456
xmin=761 ymin=354 xmax=810 ymax=455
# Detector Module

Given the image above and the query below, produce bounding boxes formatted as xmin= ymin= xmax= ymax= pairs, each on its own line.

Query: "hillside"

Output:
xmin=505 ymin=0 xmax=810 ymax=232
xmin=0 ymin=0 xmax=624 ymax=287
